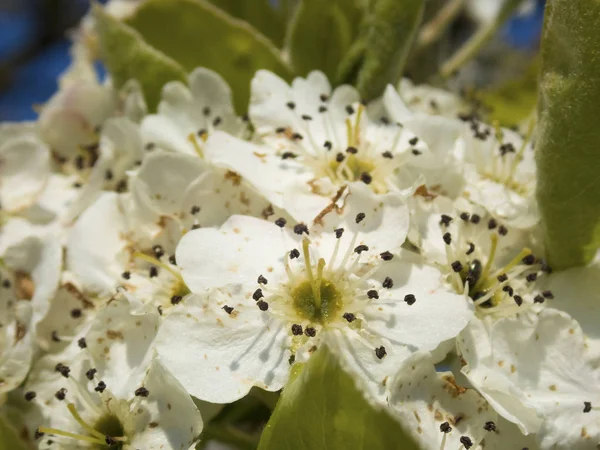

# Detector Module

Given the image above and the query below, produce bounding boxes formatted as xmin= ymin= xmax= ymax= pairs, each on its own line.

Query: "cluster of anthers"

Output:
xmin=272 ymin=100 xmax=425 ymax=193
xmin=438 ymin=211 xmax=552 ymax=317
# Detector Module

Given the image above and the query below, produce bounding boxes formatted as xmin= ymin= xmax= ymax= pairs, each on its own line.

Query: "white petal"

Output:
xmin=141 ymin=114 xmax=196 ymax=155
xmin=176 ymin=215 xmax=289 ymax=292
xmin=129 ymin=357 xmax=203 ymax=450
xmin=0 ymin=125 xmax=50 ymax=212
xmin=366 ymin=251 xmax=474 ymax=350
xmin=478 ymin=416 xmax=539 ymax=450
xmin=66 ymin=193 xmax=128 ymax=294
xmin=85 ymin=294 xmax=159 ymax=398
xmin=188 ymin=68 xmax=236 ymax=125
xmin=155 ymin=292 xmax=291 ymax=403
xmin=0 ymin=301 xmax=34 ymax=395
xmin=383 ymin=84 xmax=413 ymax=124
xmin=389 ymin=352 xmax=496 ymax=450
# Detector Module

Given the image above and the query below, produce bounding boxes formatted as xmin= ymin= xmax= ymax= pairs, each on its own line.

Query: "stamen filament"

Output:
xmin=472 ymin=234 xmax=498 ymax=292
xmin=484 ymin=248 xmax=532 ymax=289
xmin=439 ymin=432 xmax=447 ymax=450
xmin=302 ymin=239 xmax=318 ymax=303
xmin=37 ymin=427 xmax=106 ymax=445
xmin=67 ymin=403 xmax=106 ymax=440
xmin=354 ymin=104 xmax=364 ymax=145
xmin=187 ymin=133 xmax=205 ymax=158
xmin=345 ymin=119 xmax=354 ymax=147
xmin=133 ymin=252 xmax=183 ymax=281
xmin=314 ymin=258 xmax=326 ymax=309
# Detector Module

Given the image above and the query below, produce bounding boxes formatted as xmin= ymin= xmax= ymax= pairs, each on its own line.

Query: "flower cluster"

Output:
xmin=1 ymin=52 xmax=598 ymax=450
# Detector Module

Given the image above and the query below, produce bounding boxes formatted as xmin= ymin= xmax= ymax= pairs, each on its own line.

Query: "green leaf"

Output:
xmin=125 ymin=0 xmax=292 ymax=113
xmin=337 ymin=0 xmax=424 ymax=101
xmin=258 ymin=348 xmax=420 ymax=450
xmin=0 ymin=414 xmax=28 ymax=450
xmin=93 ymin=4 xmax=187 ymax=112
xmin=536 ymin=0 xmax=600 ymax=269
xmin=286 ymin=0 xmax=361 ymax=81
xmin=206 ymin=0 xmax=288 ymax=47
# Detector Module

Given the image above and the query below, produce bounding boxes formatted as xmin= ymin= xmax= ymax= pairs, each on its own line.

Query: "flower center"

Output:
xmin=93 ymin=414 xmax=125 ymax=449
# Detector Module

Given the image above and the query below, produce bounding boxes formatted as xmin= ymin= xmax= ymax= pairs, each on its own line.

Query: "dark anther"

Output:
xmin=346 ymin=146 xmax=358 ymax=154
xmin=526 ymin=273 xmax=538 ymax=282
xmin=291 ymin=132 xmax=303 ymax=140
xmin=451 ymin=261 xmax=463 ymax=273
xmin=382 ymin=277 xmax=394 ymax=289
xmin=483 ymin=421 xmax=496 ymax=432
xmin=95 ymin=381 xmax=107 ymax=393
xmin=197 ymin=128 xmax=207 ymax=137
xmin=334 ymin=228 xmax=344 ymax=239
xmin=343 ymin=313 xmax=356 ymax=322
xmin=522 ymin=254 xmax=535 ymax=265
xmin=291 ymin=324 xmax=303 ymax=335
xmin=360 ymin=172 xmax=372 ymax=185
xmin=145 ymin=142 xmax=156 ymax=151
xmin=282 ymin=152 xmax=297 ymax=160
xmin=324 ymin=141 xmax=332 ymax=150
xmin=367 ymin=290 xmax=379 ymax=299
xmin=202 ymin=106 xmax=211 ymax=116
xmin=149 ymin=267 xmax=158 ymax=278
xmin=51 ymin=330 xmax=60 ymax=342
xmin=404 ymin=294 xmax=416 ymax=305
xmin=542 ymin=290 xmax=554 ymax=299
xmin=258 ymin=275 xmax=268 ymax=285
xmin=24 ymin=391 xmax=36 ymax=401
xmin=105 ymin=169 xmax=113 ymax=181
xmin=301 ymin=114 xmax=312 ymax=121
xmin=157 ymin=306 xmax=163 ymax=316
xmin=105 ymin=436 xmax=117 ymax=446
xmin=55 ymin=388 xmax=67 ymax=401
xmin=190 ymin=205 xmax=201 ymax=215
xmin=460 ymin=212 xmax=470 ymax=221
xmin=440 ymin=422 xmax=452 ymax=433
xmin=354 ymin=245 xmax=369 ymax=254
xmin=222 ymin=305 xmax=234 ymax=314
xmin=55 ymin=363 xmax=71 ymax=378
xmin=293 ymin=223 xmax=309 ymax=235
xmin=252 ymin=289 xmax=264 ymax=301
xmin=380 ymin=251 xmax=393 ymax=261
xmin=380 ymin=116 xmax=390 ymax=124
xmin=169 ymin=255 xmax=177 ymax=265
xmin=86 ymin=368 xmax=97 ymax=380
xmin=290 ymin=249 xmax=300 ymax=259
xmin=319 ymin=106 xmax=328 ymax=113
xmin=122 ymin=271 xmax=131 ymax=280
xmin=288 ymin=354 xmax=296 ymax=365
xmin=374 ymin=346 xmax=387 ymax=359
xmin=34 ymin=430 xmax=44 ymax=439
xmin=345 ymin=105 xmax=355 ymax=115
xmin=443 ymin=232 xmax=452 ymax=245
xmin=541 ymin=262 xmax=553 ymax=274
xmin=153 ymin=245 xmax=164 ymax=259
xmin=498 ymin=225 xmax=508 ymax=236
xmin=336 ymin=152 xmax=345 ymax=162
xmin=275 ymin=217 xmax=287 ymax=228
xmin=78 ymin=337 xmax=87 ymax=349
xmin=382 ymin=151 xmax=394 ymax=159
xmin=286 ymin=101 xmax=296 ymax=110
xmin=135 ymin=387 xmax=150 ymax=397
xmin=305 ymin=327 xmax=316 ymax=337
xmin=533 ymin=294 xmax=545 ymax=304
xmin=440 ymin=214 xmax=453 ymax=226
xmin=497 ymin=273 xmax=508 ymax=282
xmin=460 ymin=436 xmax=473 ymax=449
xmin=513 ymin=295 xmax=523 ymax=306
xmin=71 ymin=308 xmax=82 ymax=319
xmin=355 ymin=212 xmax=366 ymax=223
xmin=171 ymin=295 xmax=182 ymax=305
xmin=470 ymin=214 xmax=481 ymax=224
xmin=466 ymin=242 xmax=475 ymax=255
xmin=257 ymin=300 xmax=269 ymax=311
xmin=320 ymin=94 xmax=329 ymax=102
xmin=502 ymin=285 xmax=514 ymax=297
xmin=411 ymin=149 xmax=422 ymax=156
xmin=409 ymin=137 xmax=419 ymax=146
xmin=276 ymin=127 xmax=286 ymax=133
xmin=488 ymin=218 xmax=498 ymax=230
xmin=584 ymin=401 xmax=592 ymax=413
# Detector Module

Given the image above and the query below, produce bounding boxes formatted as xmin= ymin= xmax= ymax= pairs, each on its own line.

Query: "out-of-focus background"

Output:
xmin=0 ymin=0 xmax=545 ymax=122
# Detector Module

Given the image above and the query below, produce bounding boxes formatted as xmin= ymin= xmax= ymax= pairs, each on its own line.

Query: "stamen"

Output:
xmin=187 ymin=133 xmax=204 ymax=158
xmin=133 ymin=252 xmax=183 ymax=282
xmin=36 ymin=427 xmax=106 ymax=446
xmin=66 ymin=403 xmax=105 ymax=440
xmin=472 ymin=234 xmax=498 ymax=292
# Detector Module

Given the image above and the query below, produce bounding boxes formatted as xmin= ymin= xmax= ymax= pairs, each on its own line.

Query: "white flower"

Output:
xmin=545 ymin=262 xmax=600 ymax=368
xmin=141 ymin=68 xmax=246 ymax=156
xmin=202 ymin=71 xmax=438 ymax=222
xmin=388 ymin=352 xmax=496 ymax=450
xmin=396 ymin=78 xmax=465 ymax=118
xmin=459 ymin=308 xmax=600 ymax=449
xmin=0 ymin=123 xmax=51 ymax=214
xmin=155 ymin=186 xmax=473 ymax=403
xmin=25 ymin=293 xmax=202 ymax=449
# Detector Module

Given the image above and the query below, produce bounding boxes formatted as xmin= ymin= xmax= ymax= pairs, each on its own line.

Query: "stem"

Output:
xmin=416 ymin=0 xmax=466 ymax=51
xmin=200 ymin=424 xmax=258 ymax=450
xmin=440 ymin=0 xmax=523 ymax=78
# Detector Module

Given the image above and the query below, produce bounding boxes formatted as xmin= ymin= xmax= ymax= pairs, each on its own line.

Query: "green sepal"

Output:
xmin=258 ymin=347 xmax=420 ymax=450
xmin=536 ymin=0 xmax=600 ymax=269
xmin=93 ymin=3 xmax=187 ymax=112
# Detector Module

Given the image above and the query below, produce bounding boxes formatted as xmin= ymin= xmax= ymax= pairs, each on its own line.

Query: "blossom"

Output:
xmin=394 ymin=78 xmax=465 ymax=118
xmin=459 ymin=308 xmax=600 ymax=449
xmin=201 ymin=71 xmax=442 ymax=222
xmin=24 ymin=293 xmax=202 ymax=449
xmin=155 ymin=185 xmax=473 ymax=403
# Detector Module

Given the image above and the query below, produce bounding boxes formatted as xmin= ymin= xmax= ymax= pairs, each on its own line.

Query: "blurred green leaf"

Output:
xmin=125 ymin=0 xmax=292 ymax=113
xmin=0 ymin=414 xmax=28 ymax=450
xmin=536 ymin=0 xmax=600 ymax=269
xmin=479 ymin=56 xmax=539 ymax=127
xmin=206 ymin=0 xmax=288 ymax=47
xmin=94 ymin=4 xmax=187 ymax=112
xmin=286 ymin=0 xmax=362 ymax=80
xmin=337 ymin=0 xmax=424 ymax=101
xmin=258 ymin=348 xmax=420 ymax=450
